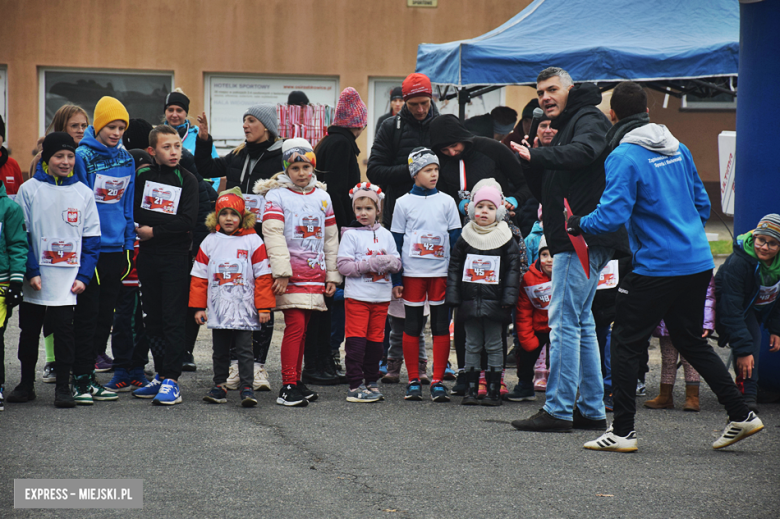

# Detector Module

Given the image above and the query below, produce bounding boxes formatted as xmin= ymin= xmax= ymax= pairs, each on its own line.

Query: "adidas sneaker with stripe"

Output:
xmin=712 ymin=411 xmax=764 ymax=450
xmin=584 ymin=426 xmax=638 ymax=452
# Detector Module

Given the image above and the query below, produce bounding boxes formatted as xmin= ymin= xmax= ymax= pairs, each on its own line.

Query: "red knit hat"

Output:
xmin=215 ymin=187 xmax=245 ymax=219
xmin=402 ymin=73 xmax=433 ymax=101
xmin=333 ymin=87 xmax=368 ymax=128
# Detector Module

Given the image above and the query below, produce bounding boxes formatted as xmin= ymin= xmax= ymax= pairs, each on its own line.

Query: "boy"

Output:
xmin=9 ymin=132 xmax=100 ymax=408
xmin=132 ymin=125 xmax=198 ymax=405
xmin=391 ymin=147 xmax=461 ymax=402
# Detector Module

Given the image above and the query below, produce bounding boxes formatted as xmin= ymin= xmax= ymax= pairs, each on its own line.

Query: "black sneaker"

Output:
xmin=573 ymin=407 xmax=607 ymax=430
xmin=276 ymin=384 xmax=308 ymax=407
xmin=296 ymin=381 xmax=318 ymax=401
xmin=240 ymin=387 xmax=258 ymax=407
xmin=203 ymin=386 xmax=228 ymax=404
xmin=5 ymin=384 xmax=35 ymax=403
xmin=54 ymin=386 xmax=76 ymax=408
xmin=511 ymin=409 xmax=573 ymax=432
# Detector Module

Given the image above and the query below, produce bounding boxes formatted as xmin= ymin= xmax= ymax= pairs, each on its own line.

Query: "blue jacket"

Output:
xmin=75 ymin=126 xmax=136 ymax=253
xmin=579 ymin=124 xmax=714 ymax=277
xmin=167 ymin=121 xmax=219 ymax=159
xmin=524 ymin=221 xmax=544 ymax=264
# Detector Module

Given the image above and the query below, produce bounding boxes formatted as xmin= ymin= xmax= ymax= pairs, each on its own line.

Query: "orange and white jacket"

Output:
xmin=515 ymin=261 xmax=552 ymax=352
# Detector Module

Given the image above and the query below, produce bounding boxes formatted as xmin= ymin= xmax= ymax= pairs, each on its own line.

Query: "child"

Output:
xmin=131 ymin=125 xmax=199 ymax=405
xmin=391 ymin=147 xmax=462 ymax=402
xmin=190 ymin=187 xmax=275 ymax=407
xmin=253 ymin=138 xmax=341 ymax=407
xmin=337 ymin=183 xmax=401 ymax=402
xmin=446 ymin=180 xmax=521 ymax=405
xmin=7 ymin=133 xmax=100 ymax=408
xmin=508 ymin=236 xmax=553 ymax=402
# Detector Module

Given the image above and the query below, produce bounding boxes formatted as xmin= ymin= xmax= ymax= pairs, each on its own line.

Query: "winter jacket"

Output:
xmin=445 ymin=231 xmax=521 ymax=323
xmin=654 ymin=275 xmax=715 ymax=337
xmin=579 ymin=123 xmax=713 ymax=276
xmin=165 ymin=120 xmax=218 ymax=158
xmin=337 ymin=221 xmax=402 ymax=303
xmin=523 ymin=83 xmax=629 ymax=257
xmin=195 ymin=135 xmax=284 ymax=195
xmin=715 ymin=234 xmax=780 ymax=357
xmin=180 ymin=148 xmax=218 ymax=252
xmin=429 ymin=114 xmax=531 ymax=215
xmin=375 ymin=111 xmax=395 ymax=135
xmin=524 ymin=221 xmax=544 ymax=264
xmin=315 ymin=126 xmax=362 ymax=230
xmin=367 ymin=102 xmax=440 ymax=227
xmin=0 ymin=147 xmax=23 ymax=195
xmin=515 ymin=261 xmax=552 ymax=352
xmin=75 ymin=126 xmax=136 ymax=253
xmin=0 ymin=179 xmax=28 ymax=284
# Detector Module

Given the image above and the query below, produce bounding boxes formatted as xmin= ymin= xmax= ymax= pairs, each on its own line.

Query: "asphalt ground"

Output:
xmin=1 ymin=311 xmax=778 ymax=519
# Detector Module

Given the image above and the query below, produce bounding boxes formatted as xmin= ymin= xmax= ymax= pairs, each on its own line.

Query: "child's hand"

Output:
xmin=30 ymin=276 xmax=42 ymax=291
xmin=324 ymin=282 xmax=336 ymax=297
xmin=137 ymin=226 xmax=154 ymax=241
xmin=702 ymin=329 xmax=712 ymax=338
xmin=258 ymin=311 xmax=271 ymax=324
xmin=71 ymin=280 xmax=86 ymax=294
xmin=196 ymin=112 xmax=209 ymax=140
xmin=770 ymin=334 xmax=780 ymax=352
xmin=392 ymin=286 xmax=403 ymax=299
xmin=736 ymin=354 xmax=754 ymax=379
xmin=273 ymin=277 xmax=289 ymax=295
xmin=194 ymin=310 xmax=207 ymax=325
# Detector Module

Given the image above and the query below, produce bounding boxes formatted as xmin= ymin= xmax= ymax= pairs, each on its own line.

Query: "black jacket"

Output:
xmin=367 ymin=102 xmax=440 ymax=227
xmin=445 ymin=234 xmax=521 ymax=323
xmin=375 ymin=111 xmax=394 ymax=135
xmin=315 ymin=126 xmax=362 ymax=230
xmin=430 ymin=114 xmax=531 ymax=213
xmin=715 ymin=242 xmax=780 ymax=357
xmin=523 ymin=83 xmax=629 ymax=257
xmin=195 ymin=136 xmax=283 ymax=194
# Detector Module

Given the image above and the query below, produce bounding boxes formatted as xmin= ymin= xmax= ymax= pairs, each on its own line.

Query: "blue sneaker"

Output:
xmin=430 ymin=382 xmax=450 ymax=403
xmin=240 ymin=387 xmax=257 ymax=407
xmin=443 ymin=362 xmax=457 ymax=381
xmin=152 ymin=379 xmax=182 ymax=406
xmin=379 ymin=358 xmax=388 ymax=376
xmin=128 ymin=368 xmax=149 ymax=390
xmin=105 ymin=368 xmax=133 ymax=392
xmin=405 ymin=379 xmax=423 ymax=401
xmin=132 ymin=374 xmax=162 ymax=399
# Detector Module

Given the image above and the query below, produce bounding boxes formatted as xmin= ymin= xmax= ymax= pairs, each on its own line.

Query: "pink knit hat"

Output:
xmin=334 ymin=87 xmax=368 ymax=128
xmin=472 ymin=185 xmax=502 ymax=209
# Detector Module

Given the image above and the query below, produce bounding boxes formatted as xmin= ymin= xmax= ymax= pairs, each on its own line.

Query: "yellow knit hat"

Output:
xmin=93 ymin=96 xmax=130 ymax=135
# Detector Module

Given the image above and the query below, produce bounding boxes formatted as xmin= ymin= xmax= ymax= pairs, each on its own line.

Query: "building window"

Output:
xmin=681 ymin=92 xmax=737 ymax=111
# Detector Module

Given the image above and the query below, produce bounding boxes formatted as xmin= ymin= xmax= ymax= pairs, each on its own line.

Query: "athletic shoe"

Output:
xmin=128 ymin=368 xmax=149 ymax=389
xmin=584 ymin=426 xmax=638 ymax=452
xmin=253 ymin=364 xmax=271 ymax=391
xmin=72 ymin=374 xmax=94 ymax=405
xmin=203 ymin=386 xmax=228 ymax=404
xmin=152 ymin=379 xmax=182 ymax=406
xmin=181 ymin=352 xmax=197 ymax=372
xmin=54 ymin=385 xmax=76 ymax=408
xmin=277 ymin=384 xmax=308 ymax=407
xmin=132 ymin=374 xmax=163 ymax=399
xmin=505 ymin=382 xmax=537 ymax=402
xmin=603 ymin=393 xmax=614 ymax=412
xmin=511 ymin=409 xmax=573 ymax=432
xmin=296 ymin=381 xmax=318 ymax=402
xmin=42 ymin=362 xmax=56 ymax=383
xmin=95 ymin=353 xmax=113 ymax=373
xmin=366 ymin=381 xmax=384 ymax=401
xmin=346 ymin=385 xmax=381 ymax=403
xmin=636 ymin=379 xmax=647 ymax=396
xmin=105 ymin=368 xmax=134 ymax=392
xmin=378 ymin=358 xmax=388 ymax=376
xmin=0 ymin=385 xmax=4 ymax=411
xmin=225 ymin=361 xmax=240 ymax=390
xmin=5 ymin=385 xmax=36 ymax=403
xmin=241 ymin=387 xmax=258 ymax=407
xmin=89 ymin=371 xmax=119 ymax=401
xmin=430 ymin=382 xmax=450 ymax=403
xmin=478 ymin=371 xmax=487 ymax=398
xmin=712 ymin=411 xmax=764 ymax=450
xmin=443 ymin=362 xmax=456 ymax=381
xmin=404 ymin=379 xmax=423 ymax=401
xmin=573 ymin=408 xmax=608 ymax=430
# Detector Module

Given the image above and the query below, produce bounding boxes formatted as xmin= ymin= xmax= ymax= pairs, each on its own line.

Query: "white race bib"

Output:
xmin=462 ymin=254 xmax=500 ymax=284
xmin=524 ymin=281 xmax=552 ymax=310
xmin=39 ymin=237 xmax=80 ymax=267
xmin=410 ymin=230 xmax=446 ymax=260
xmin=94 ymin=174 xmax=130 ymax=204
xmin=293 ymin=214 xmax=323 ymax=240
xmin=597 ymin=260 xmax=619 ymax=290
xmin=141 ymin=181 xmax=182 ymax=215
xmin=244 ymin=194 xmax=265 ymax=219
xmin=755 ymin=280 xmax=780 ymax=306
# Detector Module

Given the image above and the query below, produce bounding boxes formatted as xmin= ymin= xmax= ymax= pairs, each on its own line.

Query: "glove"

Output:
xmin=120 ymin=249 xmax=135 ymax=281
xmin=367 ymin=254 xmax=397 ymax=273
xmin=6 ymin=281 xmax=23 ymax=309
xmin=566 ymin=215 xmax=582 ymax=236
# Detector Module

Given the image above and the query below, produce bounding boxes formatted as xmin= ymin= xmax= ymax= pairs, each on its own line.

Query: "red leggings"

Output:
xmin=281 ymin=309 xmax=312 ymax=385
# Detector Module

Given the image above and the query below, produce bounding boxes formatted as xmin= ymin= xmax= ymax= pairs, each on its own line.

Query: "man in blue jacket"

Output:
xmin=567 ymin=81 xmax=762 ymax=452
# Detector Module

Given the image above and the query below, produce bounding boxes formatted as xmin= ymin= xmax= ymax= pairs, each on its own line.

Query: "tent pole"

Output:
xmin=458 ymin=87 xmax=469 ymax=121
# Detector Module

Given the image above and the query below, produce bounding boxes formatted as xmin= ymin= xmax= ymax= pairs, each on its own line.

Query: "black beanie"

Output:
xmin=287 ymin=90 xmax=310 ymax=106
xmin=0 ymin=114 xmax=5 ymax=141
xmin=390 ymin=87 xmax=403 ymax=100
xmin=122 ymin=118 xmax=154 ymax=150
xmin=128 ymin=149 xmax=153 ymax=170
xmin=521 ymin=98 xmax=540 ymax=120
xmin=165 ymin=91 xmax=190 ymax=113
xmin=41 ymin=132 xmax=77 ymax=165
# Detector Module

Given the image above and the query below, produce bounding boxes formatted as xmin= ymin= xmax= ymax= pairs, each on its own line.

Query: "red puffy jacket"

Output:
xmin=515 ymin=262 xmax=552 ymax=352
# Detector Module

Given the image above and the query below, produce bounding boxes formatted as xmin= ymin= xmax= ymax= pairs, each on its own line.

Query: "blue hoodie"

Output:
xmin=75 ymin=126 xmax=136 ymax=253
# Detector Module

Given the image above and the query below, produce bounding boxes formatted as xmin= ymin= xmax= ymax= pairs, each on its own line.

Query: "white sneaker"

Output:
xmin=584 ymin=426 xmax=638 ymax=452
xmin=226 ymin=361 xmax=240 ymax=390
xmin=713 ymin=411 xmax=764 ymax=450
xmin=253 ymin=364 xmax=271 ymax=392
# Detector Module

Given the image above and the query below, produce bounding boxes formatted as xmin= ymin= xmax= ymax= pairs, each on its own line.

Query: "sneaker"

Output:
xmin=636 ymin=379 xmax=647 ymax=397
xmin=226 ymin=361 xmax=240 ymax=390
xmin=584 ymin=426 xmax=638 ymax=452
xmin=478 ymin=371 xmax=487 ymax=398
xmin=573 ymin=408 xmax=607 ymax=430
xmin=712 ymin=411 xmax=764 ymax=450
xmin=203 ymin=386 xmax=228 ymax=404
xmin=105 ymin=368 xmax=134 ymax=392
xmin=5 ymin=385 xmax=36 ymax=403
xmin=366 ymin=382 xmax=384 ymax=401
xmin=604 ymin=393 xmax=614 ymax=412
xmin=54 ymin=385 xmax=76 ymax=408
xmin=296 ymin=381 xmax=318 ymax=401
xmin=253 ymin=364 xmax=271 ymax=391
xmin=505 ymin=382 xmax=537 ymax=402
xmin=378 ymin=358 xmax=388 ymax=376
xmin=72 ymin=374 xmax=94 ymax=405
xmin=443 ymin=362 xmax=456 ymax=381
xmin=128 ymin=368 xmax=149 ymax=389
xmin=132 ymin=374 xmax=163 ymax=399
xmin=277 ymin=384 xmax=308 ymax=407
xmin=511 ymin=409 xmax=573 ymax=432
xmin=430 ymin=382 xmax=450 ymax=403
xmin=405 ymin=379 xmax=423 ymax=401
xmin=152 ymin=379 xmax=182 ymax=405
xmin=240 ymin=387 xmax=258 ymax=407
xmin=346 ymin=385 xmax=381 ymax=403
xmin=42 ymin=362 xmax=56 ymax=383
xmin=89 ymin=371 xmax=119 ymax=401
xmin=181 ymin=352 xmax=197 ymax=372
xmin=95 ymin=353 xmax=113 ymax=373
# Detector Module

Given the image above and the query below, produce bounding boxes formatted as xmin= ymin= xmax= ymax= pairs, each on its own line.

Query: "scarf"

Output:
xmin=740 ymin=231 xmax=780 ymax=285
xmin=245 ymin=139 xmax=272 ymax=160
xmin=461 ymin=220 xmax=513 ymax=250
xmin=277 ymin=172 xmax=318 ymax=192
xmin=605 ymin=112 xmax=650 ymax=152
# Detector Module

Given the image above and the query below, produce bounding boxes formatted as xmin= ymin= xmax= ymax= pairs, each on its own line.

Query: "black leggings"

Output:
xmin=404 ymin=304 xmax=449 ymax=337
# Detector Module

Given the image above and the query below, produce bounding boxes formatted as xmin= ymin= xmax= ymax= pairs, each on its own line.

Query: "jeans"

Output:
xmin=213 ymin=329 xmax=253 ymax=388
xmin=544 ymin=246 xmax=612 ymax=421
xmin=464 ymin=319 xmax=503 ymax=369
xmin=596 ymin=324 xmax=612 ymax=392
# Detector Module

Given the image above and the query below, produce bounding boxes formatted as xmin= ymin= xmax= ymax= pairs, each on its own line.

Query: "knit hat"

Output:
xmin=93 ymin=96 xmax=130 ymax=135
xmin=349 ymin=182 xmax=384 ymax=211
xmin=491 ymin=106 xmax=518 ymax=135
xmin=407 ymin=147 xmax=438 ymax=178
xmin=215 ymin=186 xmax=246 ymax=218
xmin=538 ymin=235 xmax=548 ymax=253
xmin=390 ymin=86 xmax=404 ymax=100
xmin=468 ymin=178 xmax=506 ymax=221
xmin=164 ymin=91 xmax=190 ymax=113
xmin=472 ymin=185 xmax=502 ymax=210
xmin=244 ymin=104 xmax=279 ymax=139
xmin=402 ymin=73 xmax=433 ymax=101
xmin=334 ymin=88 xmax=368 ymax=129
xmin=754 ymin=214 xmax=780 ymax=243
xmin=122 ymin=118 xmax=154 ymax=150
xmin=287 ymin=91 xmax=310 ymax=106
xmin=129 ymin=149 xmax=153 ymax=170
xmin=282 ymin=138 xmax=316 ymax=170
xmin=522 ymin=98 xmax=540 ymax=120
xmin=41 ymin=132 xmax=77 ymax=165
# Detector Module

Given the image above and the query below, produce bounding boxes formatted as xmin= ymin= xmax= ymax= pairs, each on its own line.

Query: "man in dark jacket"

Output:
xmin=367 ymin=73 xmax=439 ymax=227
xmin=375 ymin=86 xmax=404 ymax=135
xmin=511 ymin=67 xmax=629 ymax=434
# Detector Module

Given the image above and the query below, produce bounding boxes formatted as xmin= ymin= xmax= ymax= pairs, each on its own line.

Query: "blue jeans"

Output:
xmin=544 ymin=246 xmax=613 ymax=421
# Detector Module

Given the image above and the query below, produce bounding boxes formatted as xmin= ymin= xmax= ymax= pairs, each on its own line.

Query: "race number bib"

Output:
xmin=244 ymin=194 xmax=265 ymax=219
xmin=212 ymin=262 xmax=245 ymax=287
xmin=410 ymin=230 xmax=446 ymax=260
xmin=94 ymin=174 xmax=130 ymax=204
xmin=141 ymin=181 xmax=182 ymax=215
xmin=524 ymin=281 xmax=552 ymax=310
xmin=597 ymin=260 xmax=619 ymax=290
xmin=462 ymin=254 xmax=500 ymax=284
xmin=40 ymin=237 xmax=80 ymax=267
xmin=294 ymin=214 xmax=323 ymax=239
xmin=755 ymin=280 xmax=780 ymax=306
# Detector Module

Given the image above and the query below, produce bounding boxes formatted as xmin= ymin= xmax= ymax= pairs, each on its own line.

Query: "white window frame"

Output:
xmin=681 ymin=93 xmax=737 ymax=110
xmin=367 ymin=77 xmax=406 ymax=153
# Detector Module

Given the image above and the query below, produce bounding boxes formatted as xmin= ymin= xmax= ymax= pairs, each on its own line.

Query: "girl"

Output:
xmin=337 ymin=183 xmax=401 ymax=402
xmin=445 ymin=180 xmax=521 ymax=406
xmin=29 ymin=105 xmax=90 ymax=180
xmin=254 ymin=138 xmax=341 ymax=407
xmin=715 ymin=214 xmax=780 ymax=414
